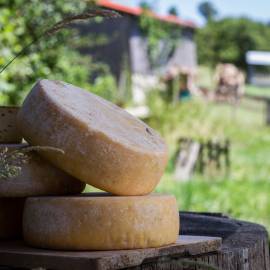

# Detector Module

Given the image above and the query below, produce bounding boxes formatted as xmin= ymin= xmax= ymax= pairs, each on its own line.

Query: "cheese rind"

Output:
xmin=0 ymin=144 xmax=85 ymax=197
xmin=17 ymin=79 xmax=168 ymax=195
xmin=0 ymin=106 xmax=22 ymax=143
xmin=0 ymin=198 xmax=24 ymax=239
xmin=23 ymin=193 xmax=179 ymax=250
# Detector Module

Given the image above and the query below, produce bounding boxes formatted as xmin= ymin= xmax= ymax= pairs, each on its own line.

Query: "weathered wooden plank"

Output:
xmin=179 ymin=212 xmax=270 ymax=270
xmin=0 ymin=235 xmax=221 ymax=270
xmin=127 ymin=212 xmax=270 ymax=270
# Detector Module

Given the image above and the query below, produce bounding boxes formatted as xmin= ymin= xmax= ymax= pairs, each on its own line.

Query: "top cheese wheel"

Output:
xmin=17 ymin=79 xmax=168 ymax=196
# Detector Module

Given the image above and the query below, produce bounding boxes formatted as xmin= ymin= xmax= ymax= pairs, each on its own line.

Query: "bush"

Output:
xmin=196 ymin=17 xmax=270 ymax=70
xmin=0 ymin=0 xmax=118 ymax=105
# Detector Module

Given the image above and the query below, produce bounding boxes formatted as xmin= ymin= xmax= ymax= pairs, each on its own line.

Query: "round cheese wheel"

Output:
xmin=0 ymin=106 xmax=22 ymax=143
xmin=0 ymin=198 xmax=24 ymax=239
xmin=23 ymin=193 xmax=179 ymax=250
xmin=0 ymin=144 xmax=85 ymax=197
xmin=17 ymin=79 xmax=168 ymax=196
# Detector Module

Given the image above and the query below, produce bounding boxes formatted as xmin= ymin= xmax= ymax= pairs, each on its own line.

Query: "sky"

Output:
xmin=113 ymin=0 xmax=270 ymax=26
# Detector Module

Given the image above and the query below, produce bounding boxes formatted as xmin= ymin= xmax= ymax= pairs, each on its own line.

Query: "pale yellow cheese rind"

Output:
xmin=0 ymin=144 xmax=85 ymax=197
xmin=17 ymin=79 xmax=168 ymax=196
xmin=0 ymin=198 xmax=24 ymax=239
xmin=23 ymin=193 xmax=179 ymax=250
xmin=0 ymin=106 xmax=22 ymax=143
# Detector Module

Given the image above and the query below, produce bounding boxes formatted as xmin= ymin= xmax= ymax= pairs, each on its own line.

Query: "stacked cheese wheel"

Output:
xmin=0 ymin=106 xmax=85 ymax=240
xmin=1 ymin=79 xmax=179 ymax=250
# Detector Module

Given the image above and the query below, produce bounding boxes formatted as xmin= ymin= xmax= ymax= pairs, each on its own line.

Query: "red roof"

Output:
xmin=98 ymin=0 xmax=197 ymax=29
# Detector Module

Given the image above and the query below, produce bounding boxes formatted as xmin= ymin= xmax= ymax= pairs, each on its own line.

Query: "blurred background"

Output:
xmin=1 ymin=0 xmax=270 ymax=231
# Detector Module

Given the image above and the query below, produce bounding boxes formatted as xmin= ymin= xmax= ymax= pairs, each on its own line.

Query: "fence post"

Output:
xmin=266 ymin=100 xmax=270 ymax=125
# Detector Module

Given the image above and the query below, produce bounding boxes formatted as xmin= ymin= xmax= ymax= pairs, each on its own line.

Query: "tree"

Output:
xmin=139 ymin=10 xmax=181 ymax=69
xmin=168 ymin=6 xmax=179 ymax=17
xmin=0 ymin=0 xmax=118 ymax=105
xmin=140 ymin=1 xmax=152 ymax=10
xmin=198 ymin=1 xmax=217 ymax=22
xmin=0 ymin=0 xmax=92 ymax=104
xmin=196 ymin=17 xmax=270 ymax=70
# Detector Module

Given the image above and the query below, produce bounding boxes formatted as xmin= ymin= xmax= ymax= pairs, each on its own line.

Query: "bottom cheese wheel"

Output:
xmin=23 ymin=193 xmax=179 ymax=250
xmin=0 ymin=144 xmax=85 ymax=197
xmin=0 ymin=198 xmax=25 ymax=239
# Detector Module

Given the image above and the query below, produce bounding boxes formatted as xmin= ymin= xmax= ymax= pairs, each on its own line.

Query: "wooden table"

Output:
xmin=0 ymin=235 xmax=221 ymax=270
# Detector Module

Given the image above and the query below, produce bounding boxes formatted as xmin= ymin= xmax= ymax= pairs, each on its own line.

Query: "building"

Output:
xmin=77 ymin=0 xmax=197 ymax=104
xmin=246 ymin=51 xmax=270 ymax=86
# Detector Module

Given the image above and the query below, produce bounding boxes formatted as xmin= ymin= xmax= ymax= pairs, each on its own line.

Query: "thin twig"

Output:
xmin=18 ymin=145 xmax=65 ymax=155
xmin=46 ymin=9 xmax=120 ymax=35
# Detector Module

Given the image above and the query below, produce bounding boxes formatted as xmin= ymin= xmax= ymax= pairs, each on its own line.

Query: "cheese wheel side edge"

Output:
xmin=23 ymin=194 xmax=179 ymax=250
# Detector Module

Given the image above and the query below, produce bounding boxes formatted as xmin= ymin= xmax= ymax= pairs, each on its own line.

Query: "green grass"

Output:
xmin=246 ymin=84 xmax=270 ymax=98
xmin=146 ymin=96 xmax=270 ymax=231
xmin=156 ymin=175 xmax=270 ymax=228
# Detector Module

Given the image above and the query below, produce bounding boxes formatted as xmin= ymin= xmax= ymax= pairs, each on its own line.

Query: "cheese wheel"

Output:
xmin=0 ymin=144 xmax=85 ymax=197
xmin=23 ymin=193 xmax=179 ymax=250
xmin=0 ymin=106 xmax=22 ymax=143
xmin=0 ymin=198 xmax=24 ymax=239
xmin=17 ymin=79 xmax=168 ymax=195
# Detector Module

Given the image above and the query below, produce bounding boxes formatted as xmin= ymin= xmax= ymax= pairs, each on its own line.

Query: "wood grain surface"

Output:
xmin=0 ymin=235 xmax=221 ymax=270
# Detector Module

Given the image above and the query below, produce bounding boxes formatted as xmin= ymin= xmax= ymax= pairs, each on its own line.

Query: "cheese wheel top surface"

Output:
xmin=0 ymin=144 xmax=85 ymax=197
xmin=23 ymin=193 xmax=179 ymax=250
xmin=36 ymin=80 xmax=165 ymax=153
xmin=18 ymin=79 xmax=168 ymax=195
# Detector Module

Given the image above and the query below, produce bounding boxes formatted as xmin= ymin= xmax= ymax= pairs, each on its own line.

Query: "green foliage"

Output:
xmin=91 ymin=74 xmax=118 ymax=103
xmin=196 ymin=17 xmax=270 ymax=70
xmin=157 ymin=175 xmax=270 ymax=233
xmin=146 ymin=91 xmax=270 ymax=232
xmin=139 ymin=11 xmax=181 ymax=68
xmin=146 ymin=91 xmax=229 ymax=143
xmin=196 ymin=65 xmax=215 ymax=90
xmin=0 ymin=0 xmax=91 ymax=104
xmin=198 ymin=1 xmax=218 ymax=22
xmin=0 ymin=0 xmax=119 ymax=105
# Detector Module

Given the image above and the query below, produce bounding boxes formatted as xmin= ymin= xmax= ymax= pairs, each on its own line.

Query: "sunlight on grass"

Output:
xmin=246 ymin=85 xmax=270 ymax=98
